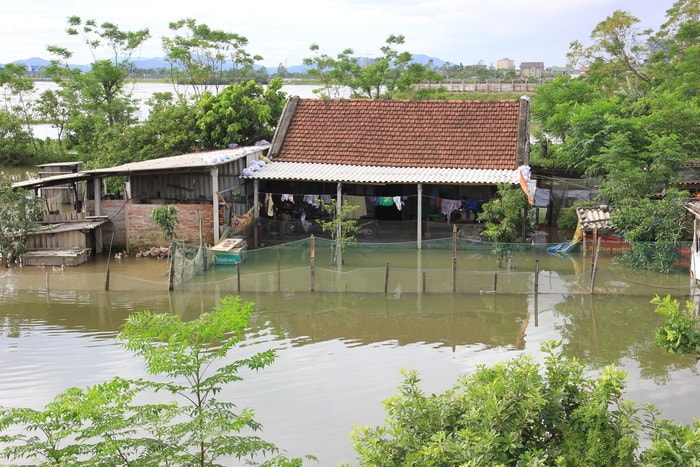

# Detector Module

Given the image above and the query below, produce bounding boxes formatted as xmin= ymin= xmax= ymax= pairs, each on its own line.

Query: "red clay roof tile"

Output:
xmin=272 ymin=99 xmax=525 ymax=170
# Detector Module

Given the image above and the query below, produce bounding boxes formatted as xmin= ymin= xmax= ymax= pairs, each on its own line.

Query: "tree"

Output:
xmin=302 ymin=35 xmax=441 ymax=99
xmin=652 ymin=294 xmax=700 ymax=356
xmin=478 ymin=184 xmax=533 ymax=267
xmin=610 ymin=188 xmax=689 ymax=272
xmin=162 ymin=18 xmax=262 ymax=100
xmin=42 ymin=17 xmax=150 ymax=160
xmin=151 ymin=205 xmax=180 ymax=242
xmin=0 ymin=181 xmax=44 ymax=263
xmin=195 ymin=78 xmax=287 ymax=149
xmin=0 ymin=296 xmax=313 ymax=466
xmin=352 ymin=339 xmax=700 ymax=465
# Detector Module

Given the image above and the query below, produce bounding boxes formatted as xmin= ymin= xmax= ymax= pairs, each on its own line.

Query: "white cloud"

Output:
xmin=1 ymin=0 xmax=672 ymax=68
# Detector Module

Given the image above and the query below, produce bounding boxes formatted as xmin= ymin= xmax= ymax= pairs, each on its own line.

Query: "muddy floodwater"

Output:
xmin=1 ymin=244 xmax=700 ymax=465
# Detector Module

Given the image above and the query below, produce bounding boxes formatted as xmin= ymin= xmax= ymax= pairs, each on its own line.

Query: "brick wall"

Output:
xmin=86 ymin=199 xmax=127 ymax=250
xmin=127 ymin=203 xmax=214 ymax=251
xmin=87 ymin=200 xmax=215 ymax=252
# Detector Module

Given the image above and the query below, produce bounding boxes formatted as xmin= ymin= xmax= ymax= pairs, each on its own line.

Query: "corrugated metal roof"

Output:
xmin=13 ymin=172 xmax=92 ymax=189
xmin=13 ymin=146 xmax=269 ymax=190
xmin=88 ymin=145 xmax=269 ymax=175
xmin=243 ymin=161 xmax=520 ymax=185
xmin=576 ymin=205 xmax=612 ymax=231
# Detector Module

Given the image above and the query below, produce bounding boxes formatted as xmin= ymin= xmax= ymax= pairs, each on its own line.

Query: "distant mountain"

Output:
xmin=8 ymin=54 xmax=448 ymax=75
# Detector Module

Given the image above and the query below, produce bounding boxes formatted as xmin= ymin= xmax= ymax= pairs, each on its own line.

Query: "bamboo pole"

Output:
xmin=452 ymin=224 xmax=457 ymax=293
xmin=236 ymin=262 xmax=241 ymax=293
xmin=589 ymin=237 xmax=602 ymax=294
xmin=534 ymin=260 xmax=540 ymax=295
xmin=384 ymin=262 xmax=390 ymax=295
xmin=310 ymin=235 xmax=316 ymax=292
xmin=277 ymin=249 xmax=281 ymax=293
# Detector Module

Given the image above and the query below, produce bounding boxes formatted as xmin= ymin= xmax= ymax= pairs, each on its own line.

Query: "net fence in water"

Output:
xmin=176 ymin=237 xmax=694 ymax=297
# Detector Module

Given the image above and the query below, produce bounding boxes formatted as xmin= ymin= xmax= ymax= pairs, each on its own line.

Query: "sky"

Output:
xmin=2 ymin=0 xmax=673 ymax=69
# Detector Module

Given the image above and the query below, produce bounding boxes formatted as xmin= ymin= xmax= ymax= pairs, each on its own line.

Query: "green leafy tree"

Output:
xmin=353 ymin=340 xmax=658 ymax=465
xmin=652 ymin=294 xmax=700 ymax=356
xmin=162 ymin=18 xmax=262 ymax=100
xmin=195 ymin=78 xmax=287 ymax=149
xmin=610 ymin=188 xmax=689 ymax=272
xmin=302 ymin=35 xmax=441 ymax=99
xmin=151 ymin=205 xmax=180 ymax=242
xmin=478 ymin=184 xmax=532 ymax=267
xmin=0 ymin=181 xmax=45 ymax=263
xmin=0 ymin=296 xmax=312 ymax=466
xmin=42 ymin=17 xmax=149 ymax=161
xmin=0 ymin=63 xmax=37 ymax=152
xmin=0 ymin=110 xmax=35 ymax=166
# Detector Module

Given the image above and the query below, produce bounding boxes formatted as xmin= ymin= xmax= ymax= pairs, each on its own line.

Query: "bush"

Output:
xmin=352 ymin=340 xmax=700 ymax=465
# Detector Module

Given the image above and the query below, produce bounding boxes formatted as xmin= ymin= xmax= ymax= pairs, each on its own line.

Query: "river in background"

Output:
xmin=20 ymin=81 xmax=328 ymax=140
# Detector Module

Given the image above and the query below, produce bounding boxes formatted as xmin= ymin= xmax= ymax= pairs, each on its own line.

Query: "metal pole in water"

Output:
xmin=534 ymin=260 xmax=540 ymax=295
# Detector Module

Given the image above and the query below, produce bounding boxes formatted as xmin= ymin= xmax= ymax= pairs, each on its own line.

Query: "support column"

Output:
xmin=417 ymin=183 xmax=423 ymax=249
xmin=336 ymin=182 xmax=342 ymax=268
xmin=211 ymin=167 xmax=220 ymax=244
xmin=93 ymin=177 xmax=102 ymax=216
xmin=254 ymin=180 xmax=260 ymax=248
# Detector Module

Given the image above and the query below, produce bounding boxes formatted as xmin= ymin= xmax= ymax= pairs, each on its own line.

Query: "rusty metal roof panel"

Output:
xmin=243 ymin=162 xmax=521 ymax=185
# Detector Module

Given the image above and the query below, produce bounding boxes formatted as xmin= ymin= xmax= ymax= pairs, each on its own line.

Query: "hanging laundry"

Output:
xmin=265 ymin=193 xmax=274 ymax=217
xmin=440 ymin=199 xmax=462 ymax=221
xmin=379 ymin=196 xmax=394 ymax=206
xmin=392 ymin=196 xmax=403 ymax=211
xmin=281 ymin=194 xmax=294 ymax=203
xmin=303 ymin=194 xmax=319 ymax=207
xmin=343 ymin=195 xmax=367 ymax=217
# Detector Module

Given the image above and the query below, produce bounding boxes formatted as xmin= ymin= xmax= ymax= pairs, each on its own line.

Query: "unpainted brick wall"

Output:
xmin=87 ymin=200 xmax=214 ymax=252
xmin=127 ymin=203 xmax=214 ymax=252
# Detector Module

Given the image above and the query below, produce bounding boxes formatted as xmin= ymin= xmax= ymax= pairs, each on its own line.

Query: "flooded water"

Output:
xmin=1 ymin=245 xmax=699 ymax=465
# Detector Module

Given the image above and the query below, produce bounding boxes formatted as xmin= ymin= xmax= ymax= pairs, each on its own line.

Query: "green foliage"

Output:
xmin=352 ymin=341 xmax=657 ymax=466
xmin=0 ymin=181 xmax=44 ymax=261
xmin=195 ymin=78 xmax=287 ymax=149
xmin=150 ymin=205 xmax=179 ymax=242
xmin=531 ymin=2 xmax=699 ymax=201
xmin=610 ymin=189 xmax=689 ymax=272
xmin=652 ymin=294 xmax=700 ymax=356
xmin=303 ymin=35 xmax=441 ymax=99
xmin=478 ymin=184 xmax=533 ymax=264
xmin=557 ymin=206 xmax=580 ymax=232
xmin=0 ymin=296 xmax=312 ymax=466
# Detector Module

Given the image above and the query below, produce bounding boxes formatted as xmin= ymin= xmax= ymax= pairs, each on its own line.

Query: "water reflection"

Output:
xmin=1 ymin=250 xmax=700 ymax=464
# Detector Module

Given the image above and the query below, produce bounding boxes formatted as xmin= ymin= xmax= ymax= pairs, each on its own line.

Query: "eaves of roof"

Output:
xmin=243 ymin=161 xmax=521 ymax=185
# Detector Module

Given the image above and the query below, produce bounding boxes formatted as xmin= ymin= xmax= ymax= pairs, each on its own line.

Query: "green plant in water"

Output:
xmin=317 ymin=199 xmax=359 ymax=265
xmin=478 ymin=184 xmax=533 ymax=268
xmin=151 ymin=204 xmax=179 ymax=242
xmin=652 ymin=294 xmax=700 ymax=356
xmin=0 ymin=295 xmax=315 ymax=466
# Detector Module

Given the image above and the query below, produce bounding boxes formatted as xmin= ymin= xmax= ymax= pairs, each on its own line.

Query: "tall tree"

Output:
xmin=303 ymin=35 xmax=441 ymax=99
xmin=162 ymin=18 xmax=262 ymax=100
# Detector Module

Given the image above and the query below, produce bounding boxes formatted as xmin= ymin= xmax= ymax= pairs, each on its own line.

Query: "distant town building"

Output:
xmin=497 ymin=58 xmax=515 ymax=70
xmin=520 ymin=62 xmax=545 ymax=79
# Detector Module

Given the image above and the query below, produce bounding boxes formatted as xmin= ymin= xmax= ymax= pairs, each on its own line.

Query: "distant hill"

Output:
xmin=8 ymin=54 xmax=448 ymax=75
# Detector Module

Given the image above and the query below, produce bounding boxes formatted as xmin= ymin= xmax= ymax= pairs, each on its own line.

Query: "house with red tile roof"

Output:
xmin=244 ymin=96 xmax=532 ymax=247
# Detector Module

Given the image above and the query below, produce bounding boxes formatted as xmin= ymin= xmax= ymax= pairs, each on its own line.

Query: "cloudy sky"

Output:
xmin=3 ymin=0 xmax=671 ymax=68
